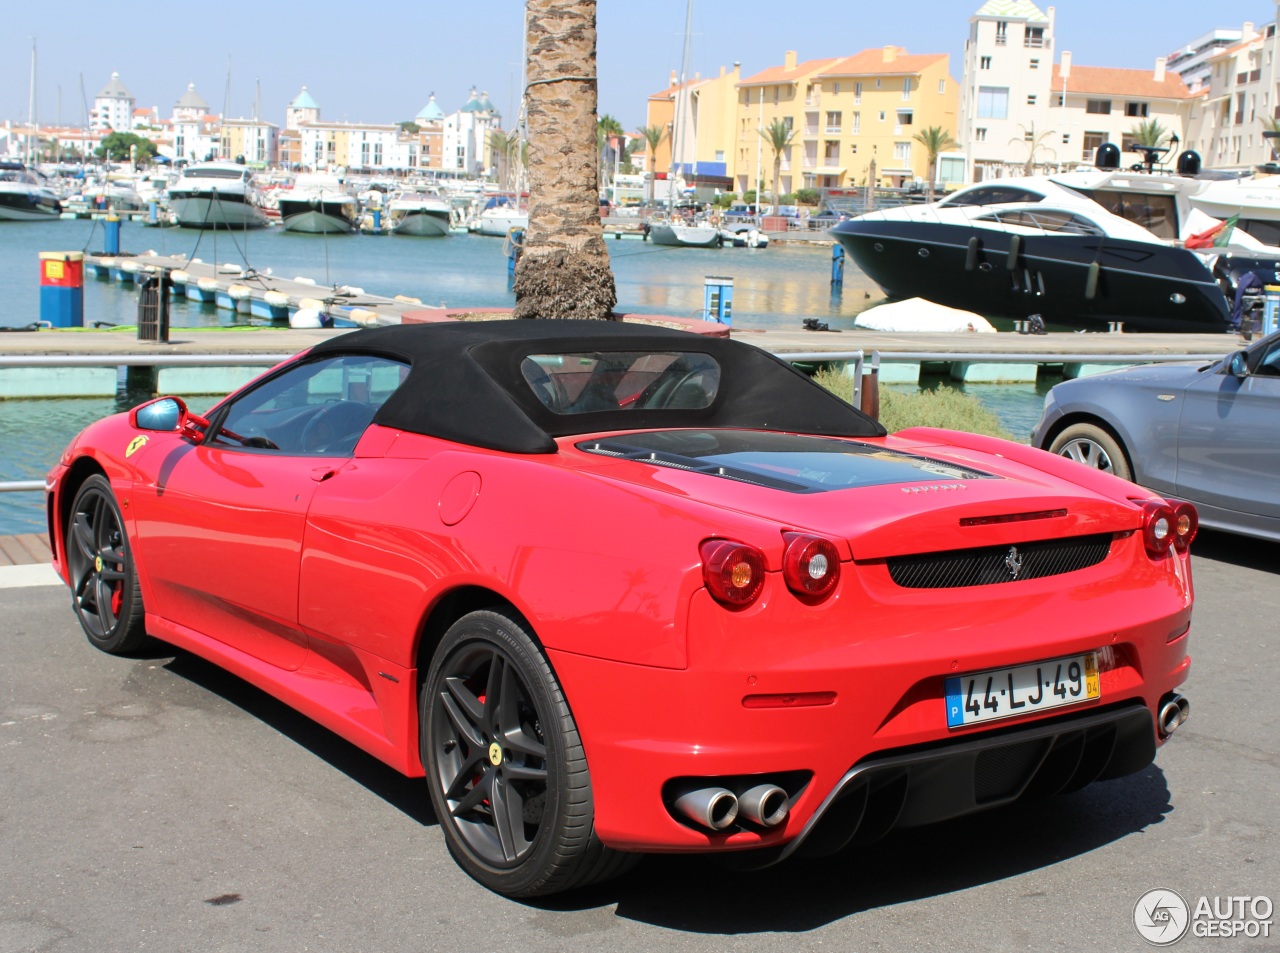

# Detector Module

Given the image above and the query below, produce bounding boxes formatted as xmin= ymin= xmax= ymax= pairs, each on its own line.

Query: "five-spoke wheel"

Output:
xmin=66 ymin=474 xmax=146 ymax=653
xmin=421 ymin=609 xmax=633 ymax=897
xmin=1048 ymin=423 xmax=1133 ymax=482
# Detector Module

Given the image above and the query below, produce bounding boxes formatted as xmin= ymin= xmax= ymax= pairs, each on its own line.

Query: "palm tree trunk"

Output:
xmin=513 ymin=0 xmax=617 ymax=321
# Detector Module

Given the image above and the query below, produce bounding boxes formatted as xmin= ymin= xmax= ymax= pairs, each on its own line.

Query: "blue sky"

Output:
xmin=1 ymin=1 xmax=1268 ymax=136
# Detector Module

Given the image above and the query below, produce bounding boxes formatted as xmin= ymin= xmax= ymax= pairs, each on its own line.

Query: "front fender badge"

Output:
xmin=125 ymin=436 xmax=148 ymax=457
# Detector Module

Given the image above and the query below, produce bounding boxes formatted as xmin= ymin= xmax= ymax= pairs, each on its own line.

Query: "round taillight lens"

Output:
xmin=782 ymin=532 xmax=841 ymax=599
xmin=700 ymin=539 xmax=766 ymax=608
xmin=1170 ymin=499 xmax=1199 ymax=552
xmin=1141 ymin=500 xmax=1176 ymax=556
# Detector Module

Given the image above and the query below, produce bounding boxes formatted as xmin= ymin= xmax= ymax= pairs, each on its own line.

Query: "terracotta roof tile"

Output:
xmin=1051 ymin=64 xmax=1193 ymax=100
xmin=819 ymin=49 xmax=948 ymax=77
xmin=738 ymin=57 xmax=840 ymax=88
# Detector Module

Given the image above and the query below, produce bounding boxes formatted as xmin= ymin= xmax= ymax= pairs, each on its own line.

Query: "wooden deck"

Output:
xmin=0 ymin=533 xmax=52 ymax=567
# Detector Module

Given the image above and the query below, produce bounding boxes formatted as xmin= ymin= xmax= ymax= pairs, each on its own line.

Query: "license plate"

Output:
xmin=945 ymin=652 xmax=1099 ymax=729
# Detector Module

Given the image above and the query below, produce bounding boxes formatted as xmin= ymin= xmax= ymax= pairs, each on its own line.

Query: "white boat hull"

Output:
xmin=648 ymin=223 xmax=721 ymax=247
xmin=170 ymin=194 xmax=268 ymax=229
xmin=475 ymin=210 xmax=528 ymax=236
xmin=280 ymin=206 xmax=357 ymax=234
xmin=390 ymin=210 xmax=451 ymax=237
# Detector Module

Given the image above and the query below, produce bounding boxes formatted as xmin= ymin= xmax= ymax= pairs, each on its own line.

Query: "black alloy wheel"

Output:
xmin=421 ymin=609 xmax=634 ymax=897
xmin=66 ymin=475 xmax=147 ymax=653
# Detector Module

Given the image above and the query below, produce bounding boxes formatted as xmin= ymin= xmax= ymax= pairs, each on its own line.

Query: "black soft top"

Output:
xmin=308 ymin=319 xmax=885 ymax=453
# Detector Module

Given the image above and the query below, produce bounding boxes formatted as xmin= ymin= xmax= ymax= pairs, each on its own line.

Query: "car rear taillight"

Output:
xmin=700 ymin=539 xmax=766 ymax=608
xmin=1139 ymin=498 xmax=1199 ymax=557
xmin=1169 ymin=499 xmax=1199 ymax=552
xmin=781 ymin=532 xmax=841 ymax=599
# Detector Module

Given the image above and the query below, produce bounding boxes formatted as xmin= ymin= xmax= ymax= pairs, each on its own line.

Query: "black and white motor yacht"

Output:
xmin=831 ymin=145 xmax=1259 ymax=332
xmin=0 ymin=161 xmax=62 ymax=221
xmin=169 ymin=163 xmax=268 ymax=229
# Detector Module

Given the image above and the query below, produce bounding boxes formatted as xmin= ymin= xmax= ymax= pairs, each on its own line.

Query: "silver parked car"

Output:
xmin=1033 ymin=330 xmax=1280 ymax=542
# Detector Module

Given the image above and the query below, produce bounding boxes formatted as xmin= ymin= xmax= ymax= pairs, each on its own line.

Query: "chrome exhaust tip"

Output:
xmin=737 ymin=784 xmax=790 ymax=828
xmin=673 ymin=787 xmax=739 ymax=831
xmin=1158 ymin=693 xmax=1190 ymax=737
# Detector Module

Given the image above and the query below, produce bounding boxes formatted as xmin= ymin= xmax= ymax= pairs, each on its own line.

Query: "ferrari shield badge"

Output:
xmin=125 ymin=436 xmax=148 ymax=458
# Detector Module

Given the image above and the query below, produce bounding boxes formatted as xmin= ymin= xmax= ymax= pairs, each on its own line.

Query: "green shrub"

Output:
xmin=813 ymin=368 xmax=1014 ymax=441
xmin=794 ymin=188 xmax=820 ymax=206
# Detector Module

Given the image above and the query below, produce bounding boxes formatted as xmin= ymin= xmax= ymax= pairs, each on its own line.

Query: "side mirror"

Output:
xmin=1226 ymin=351 xmax=1250 ymax=378
xmin=129 ymin=396 xmax=209 ymax=439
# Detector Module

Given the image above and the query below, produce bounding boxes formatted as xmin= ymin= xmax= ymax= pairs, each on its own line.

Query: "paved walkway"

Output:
xmin=0 ymin=534 xmax=60 ymax=589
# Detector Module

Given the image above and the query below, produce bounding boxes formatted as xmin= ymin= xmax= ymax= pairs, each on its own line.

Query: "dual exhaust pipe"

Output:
xmin=1158 ymin=692 xmax=1190 ymax=737
xmin=673 ymin=783 xmax=790 ymax=832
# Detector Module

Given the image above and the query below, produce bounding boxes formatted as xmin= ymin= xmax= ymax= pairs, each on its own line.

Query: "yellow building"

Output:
xmin=733 ymin=48 xmax=959 ymax=195
xmin=644 ymin=65 xmax=741 ymax=192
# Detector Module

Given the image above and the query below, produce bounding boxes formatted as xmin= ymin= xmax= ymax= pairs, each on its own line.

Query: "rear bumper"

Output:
xmin=754 ymin=701 xmax=1155 ymax=867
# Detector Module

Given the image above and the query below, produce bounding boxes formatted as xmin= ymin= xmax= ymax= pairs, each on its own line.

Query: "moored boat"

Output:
xmin=169 ymin=163 xmax=268 ymax=230
xmin=387 ymin=190 xmax=452 ymax=237
xmin=278 ymin=174 xmax=358 ymax=234
xmin=0 ymin=162 xmax=62 ymax=221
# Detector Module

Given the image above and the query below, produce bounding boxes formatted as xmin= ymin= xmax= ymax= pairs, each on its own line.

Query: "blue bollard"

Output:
xmin=831 ymin=242 xmax=845 ymax=286
xmin=148 ymin=201 xmax=158 ymax=226
xmin=39 ymin=252 xmax=85 ymax=328
xmin=104 ymin=215 xmax=121 ymax=255
xmin=373 ymin=208 xmax=382 ymax=231
xmin=703 ymin=276 xmax=734 ymax=325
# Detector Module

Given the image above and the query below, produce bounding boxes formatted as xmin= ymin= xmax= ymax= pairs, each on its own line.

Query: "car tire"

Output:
xmin=421 ymin=609 xmax=636 ymax=897
xmin=66 ymin=474 xmax=147 ymax=654
xmin=1048 ymin=423 xmax=1133 ymax=482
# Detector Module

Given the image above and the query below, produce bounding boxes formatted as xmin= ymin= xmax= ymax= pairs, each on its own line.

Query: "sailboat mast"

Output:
xmin=28 ymin=39 xmax=37 ymax=165
xmin=669 ymin=0 xmax=694 ymax=210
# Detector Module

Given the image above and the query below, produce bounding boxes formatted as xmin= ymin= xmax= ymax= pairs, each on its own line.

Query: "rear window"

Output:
xmin=520 ymin=351 xmax=721 ymax=414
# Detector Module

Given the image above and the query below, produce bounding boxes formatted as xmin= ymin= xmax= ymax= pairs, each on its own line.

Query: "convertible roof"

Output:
xmin=308 ymin=320 xmax=885 ymax=453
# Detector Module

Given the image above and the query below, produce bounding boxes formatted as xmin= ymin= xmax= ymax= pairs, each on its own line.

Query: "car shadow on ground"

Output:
xmin=1190 ymin=527 xmax=1280 ymax=574
xmin=544 ymin=766 xmax=1173 ymax=931
xmin=143 ymin=644 xmax=1172 ymax=930
xmin=158 ymin=649 xmax=438 ymax=827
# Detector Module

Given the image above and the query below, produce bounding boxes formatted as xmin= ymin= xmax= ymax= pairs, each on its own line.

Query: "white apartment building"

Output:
xmin=959 ymin=0 xmax=1199 ymax=180
xmin=1184 ymin=14 xmax=1280 ymax=170
xmin=959 ymin=0 xmax=1058 ymax=181
xmin=441 ymin=88 xmax=501 ymax=176
xmin=92 ymin=73 xmax=135 ymax=132
xmin=1167 ymin=27 xmax=1246 ymax=93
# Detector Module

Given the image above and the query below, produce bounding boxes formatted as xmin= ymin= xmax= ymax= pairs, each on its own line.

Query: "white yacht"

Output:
xmin=278 ymin=174 xmax=358 ymax=234
xmin=472 ymin=195 xmax=528 ymax=236
xmin=169 ymin=162 xmax=268 ymax=229
xmin=387 ymin=189 xmax=452 ymax=237
xmin=0 ymin=161 xmax=62 ymax=220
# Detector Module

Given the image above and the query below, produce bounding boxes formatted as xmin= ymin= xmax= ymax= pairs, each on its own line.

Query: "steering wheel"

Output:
xmin=299 ymin=400 xmax=373 ymax=453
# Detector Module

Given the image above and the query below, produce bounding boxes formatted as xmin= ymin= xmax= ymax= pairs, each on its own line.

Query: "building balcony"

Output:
xmin=1024 ymin=36 xmax=1046 ymax=48
xmin=824 ymin=127 xmax=841 ymax=135
xmin=995 ymin=35 xmax=1007 ymax=45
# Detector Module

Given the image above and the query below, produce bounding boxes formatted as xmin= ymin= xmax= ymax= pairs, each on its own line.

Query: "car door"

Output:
xmin=1175 ymin=337 xmax=1280 ymax=527
xmin=131 ymin=353 xmax=406 ymax=671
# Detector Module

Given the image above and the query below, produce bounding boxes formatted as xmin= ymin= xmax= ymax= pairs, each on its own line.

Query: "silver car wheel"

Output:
xmin=1047 ymin=423 xmax=1133 ymax=482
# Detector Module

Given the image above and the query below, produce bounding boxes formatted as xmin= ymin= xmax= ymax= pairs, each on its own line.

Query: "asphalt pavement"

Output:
xmin=1 ymin=531 xmax=1276 ymax=953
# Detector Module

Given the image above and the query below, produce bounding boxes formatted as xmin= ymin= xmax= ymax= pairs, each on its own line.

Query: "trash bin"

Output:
xmin=137 ymin=271 xmax=172 ymax=342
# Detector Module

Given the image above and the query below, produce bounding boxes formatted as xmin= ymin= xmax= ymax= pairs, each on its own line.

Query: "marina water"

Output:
xmin=0 ymin=218 xmax=1048 ymax=534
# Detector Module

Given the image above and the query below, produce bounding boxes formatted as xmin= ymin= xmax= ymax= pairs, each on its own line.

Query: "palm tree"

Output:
xmin=638 ymin=123 xmax=668 ymax=176
xmin=597 ymin=113 xmax=624 ymax=190
xmin=759 ymin=119 xmax=796 ymax=215
xmin=488 ymin=129 xmax=524 ymax=192
xmin=1010 ymin=122 xmax=1057 ymax=175
xmin=1128 ymin=118 xmax=1171 ymax=149
xmin=912 ymin=126 xmax=958 ymax=202
xmin=513 ymin=0 xmax=616 ymax=321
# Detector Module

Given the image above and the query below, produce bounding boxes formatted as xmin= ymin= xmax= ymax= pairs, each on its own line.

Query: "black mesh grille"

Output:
xmin=974 ymin=739 xmax=1051 ymax=803
xmin=886 ymin=534 xmax=1113 ymax=589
